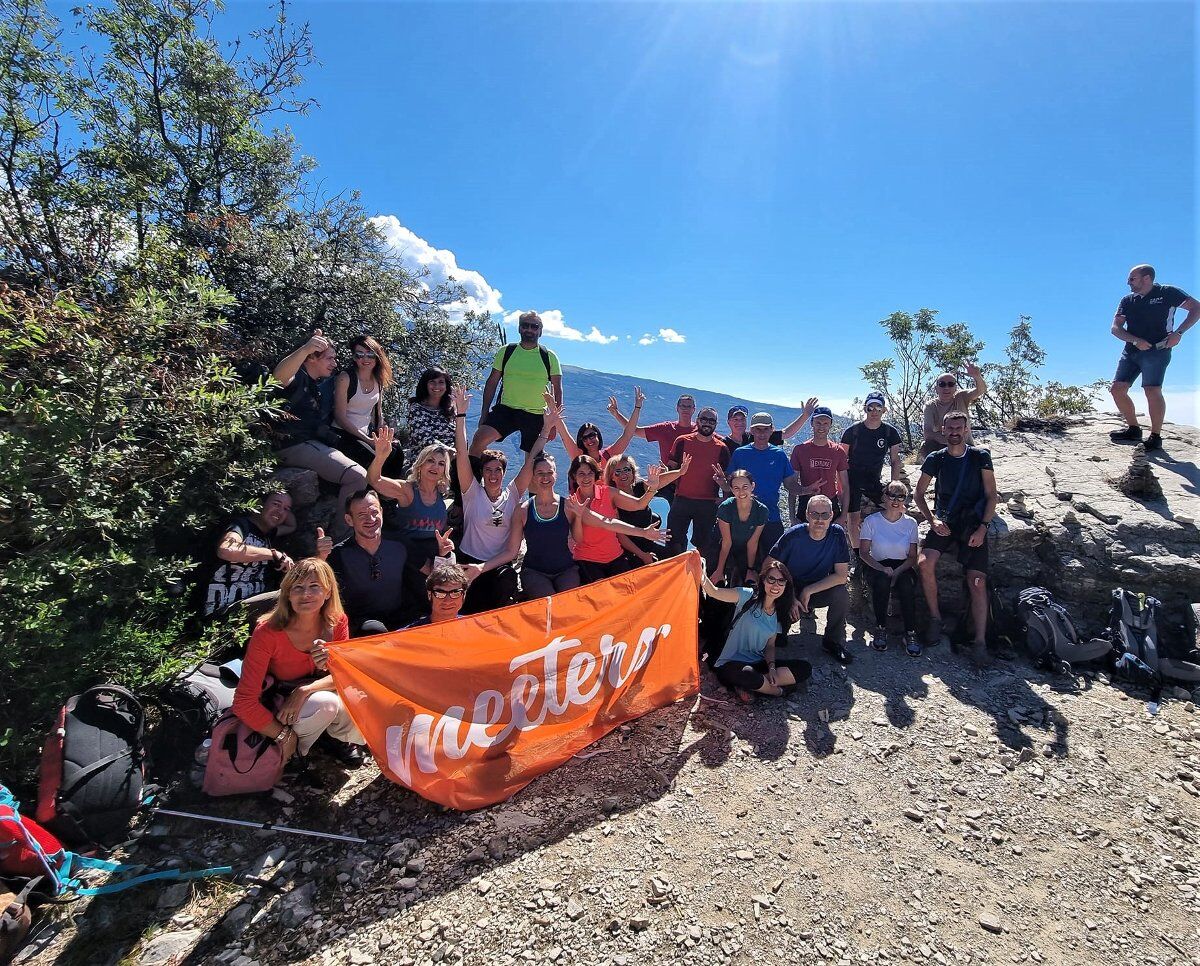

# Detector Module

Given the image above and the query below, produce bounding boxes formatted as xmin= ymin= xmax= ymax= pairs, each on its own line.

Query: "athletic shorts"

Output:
xmin=1114 ymin=347 xmax=1171 ymax=388
xmin=481 ymin=404 xmax=543 ymax=452
xmin=922 ymin=525 xmax=989 ymax=574
xmin=846 ymin=469 xmax=885 ymax=513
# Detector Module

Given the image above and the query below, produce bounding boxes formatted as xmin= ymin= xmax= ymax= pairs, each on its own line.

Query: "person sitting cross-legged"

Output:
xmin=231 ymin=559 xmax=367 ymax=775
xmin=763 ymin=494 xmax=852 ymax=665
xmin=701 ymin=560 xmax=813 ymax=703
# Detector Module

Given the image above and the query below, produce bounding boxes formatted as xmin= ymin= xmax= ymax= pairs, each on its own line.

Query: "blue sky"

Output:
xmin=215 ymin=2 xmax=1193 ymax=421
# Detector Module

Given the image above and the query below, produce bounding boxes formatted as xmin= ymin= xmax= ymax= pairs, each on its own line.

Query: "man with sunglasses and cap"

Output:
xmin=470 ymin=311 xmax=563 ymax=456
xmin=840 ymin=391 xmax=903 ymax=565
xmin=665 ymin=406 xmax=729 ymax=561
xmin=722 ymin=398 xmax=818 ymax=460
xmin=919 ymin=362 xmax=986 ymax=458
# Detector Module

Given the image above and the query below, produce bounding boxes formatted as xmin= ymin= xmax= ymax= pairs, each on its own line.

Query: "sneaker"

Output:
xmin=823 ymin=640 xmax=853 ymax=665
xmin=905 ymin=632 xmax=923 ymax=657
xmin=925 ymin=616 xmax=943 ymax=647
xmin=868 ymin=626 xmax=889 ymax=651
xmin=1144 ymin=433 xmax=1163 ymax=452
xmin=1109 ymin=425 xmax=1143 ymax=443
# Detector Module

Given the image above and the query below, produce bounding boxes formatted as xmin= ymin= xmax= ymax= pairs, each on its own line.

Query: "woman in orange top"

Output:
xmin=232 ymin=558 xmax=365 ymax=769
xmin=568 ymin=454 xmax=662 ymax=584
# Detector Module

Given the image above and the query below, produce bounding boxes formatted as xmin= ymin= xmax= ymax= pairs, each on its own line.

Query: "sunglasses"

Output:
xmin=431 ymin=587 xmax=465 ymax=599
xmin=885 ymin=493 xmax=906 ymax=501
xmin=581 ymin=432 xmax=600 ymax=441
xmin=369 ymin=554 xmax=380 ymax=580
xmin=808 ymin=511 xmax=834 ymax=521
xmin=353 ymin=351 xmax=377 ymax=360
xmin=937 ymin=380 xmax=957 ymax=388
xmin=866 ymin=405 xmax=884 ymax=412
xmin=612 ymin=466 xmax=634 ymax=475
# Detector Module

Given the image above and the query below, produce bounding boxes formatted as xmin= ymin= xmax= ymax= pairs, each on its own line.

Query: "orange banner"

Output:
xmin=327 ymin=552 xmax=702 ymax=810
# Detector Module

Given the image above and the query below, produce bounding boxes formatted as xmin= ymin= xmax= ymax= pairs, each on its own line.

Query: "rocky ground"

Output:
xmin=19 ymin=620 xmax=1200 ymax=966
xmin=17 ymin=415 xmax=1200 ymax=966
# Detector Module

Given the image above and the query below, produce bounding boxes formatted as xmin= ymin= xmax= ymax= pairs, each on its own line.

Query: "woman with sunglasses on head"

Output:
xmin=542 ymin=388 xmax=643 ymax=491
xmin=406 ymin=367 xmax=458 ymax=466
xmin=711 ymin=469 xmax=769 ymax=586
xmin=231 ymin=559 xmax=367 ymax=775
xmin=859 ymin=481 xmax=922 ymax=655
xmin=449 ymin=386 xmax=548 ymax=614
xmin=604 ymin=453 xmax=688 ymax=568
xmin=332 ymin=335 xmax=404 ymax=475
xmin=504 ymin=453 xmax=669 ymax=600
xmin=702 ymin=560 xmax=812 ymax=703
xmin=569 ymin=453 xmax=667 ymax=584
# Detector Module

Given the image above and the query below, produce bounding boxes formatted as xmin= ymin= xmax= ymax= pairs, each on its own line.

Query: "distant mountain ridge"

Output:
xmin=463 ymin=364 xmax=850 ymax=476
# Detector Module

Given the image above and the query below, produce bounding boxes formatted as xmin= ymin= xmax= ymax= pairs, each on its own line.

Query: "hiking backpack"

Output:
xmin=1016 ymin=587 xmax=1113 ymax=673
xmin=34 ymin=686 xmax=146 ymax=848
xmin=1110 ymin=588 xmax=1163 ymax=697
xmin=145 ymin=660 xmax=242 ymax=778
xmin=498 ymin=343 xmax=553 ymax=403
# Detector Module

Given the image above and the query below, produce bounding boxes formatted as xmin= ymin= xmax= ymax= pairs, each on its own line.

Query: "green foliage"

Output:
xmin=0 ymin=284 xmax=277 ymax=777
xmin=861 ymin=310 xmax=1101 ymax=449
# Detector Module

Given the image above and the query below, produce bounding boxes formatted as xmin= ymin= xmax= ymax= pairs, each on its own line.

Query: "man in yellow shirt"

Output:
xmin=469 ymin=312 xmax=564 ymax=456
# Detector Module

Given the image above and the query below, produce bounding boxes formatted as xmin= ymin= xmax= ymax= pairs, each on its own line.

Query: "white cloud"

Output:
xmin=503 ymin=308 xmax=618 ymax=345
xmin=636 ymin=328 xmax=687 ymax=346
xmin=369 ymin=215 xmax=503 ymax=318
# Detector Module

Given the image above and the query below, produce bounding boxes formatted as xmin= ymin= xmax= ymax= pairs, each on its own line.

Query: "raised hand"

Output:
xmin=305 ymin=328 xmax=331 ymax=355
xmin=645 ymin=525 xmax=670 ymax=544
xmin=712 ymin=464 xmax=728 ymax=490
xmin=965 ymin=361 xmax=983 ymax=381
xmin=451 ymin=385 xmax=471 ymax=416
xmin=606 ymin=395 xmax=619 ymax=417
xmin=434 ymin=527 xmax=456 ymax=559
xmin=678 ymin=453 xmax=693 ymax=475
xmin=647 ymin=464 xmax=662 ymax=490
xmin=804 ymin=397 xmax=818 ymax=412
xmin=315 ymin=526 xmax=333 ymax=560
xmin=372 ymin=425 xmax=396 ymax=457
xmin=633 ymin=386 xmax=646 ymax=409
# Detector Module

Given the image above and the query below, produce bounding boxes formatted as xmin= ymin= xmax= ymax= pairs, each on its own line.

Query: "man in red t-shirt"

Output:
xmin=665 ymin=407 xmax=729 ymax=562
xmin=611 ymin=393 xmax=696 ymax=504
xmin=790 ymin=406 xmax=849 ymax=527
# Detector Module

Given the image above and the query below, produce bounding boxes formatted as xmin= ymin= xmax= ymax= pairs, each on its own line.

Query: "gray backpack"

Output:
xmin=1017 ymin=587 xmax=1112 ymax=673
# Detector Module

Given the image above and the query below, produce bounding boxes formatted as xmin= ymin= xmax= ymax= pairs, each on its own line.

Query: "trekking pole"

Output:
xmin=155 ymin=808 xmax=369 ymax=844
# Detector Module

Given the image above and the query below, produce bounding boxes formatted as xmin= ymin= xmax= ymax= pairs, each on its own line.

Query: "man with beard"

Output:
xmin=611 ymin=393 xmax=696 ymax=504
xmin=790 ymin=406 xmax=849 ymax=527
xmin=914 ymin=412 xmax=998 ymax=663
xmin=665 ymin=406 xmax=729 ymax=562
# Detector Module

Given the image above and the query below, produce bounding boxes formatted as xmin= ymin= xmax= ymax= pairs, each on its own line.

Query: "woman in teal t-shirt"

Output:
xmin=701 ymin=560 xmax=812 ymax=703
xmin=711 ymin=469 xmax=769 ymax=586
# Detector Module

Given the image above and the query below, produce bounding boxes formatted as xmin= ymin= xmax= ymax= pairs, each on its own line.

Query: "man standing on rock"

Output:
xmin=840 ymin=391 xmax=903 ymax=561
xmin=471 ymin=312 xmax=563 ymax=456
xmin=914 ymin=411 xmax=998 ymax=663
xmin=665 ymin=407 xmax=729 ymax=561
xmin=790 ymin=407 xmax=849 ymax=527
xmin=1108 ymin=264 xmax=1198 ymax=451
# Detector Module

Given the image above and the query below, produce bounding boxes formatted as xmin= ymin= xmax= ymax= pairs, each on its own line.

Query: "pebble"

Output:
xmin=978 ymin=912 xmax=1004 ymax=934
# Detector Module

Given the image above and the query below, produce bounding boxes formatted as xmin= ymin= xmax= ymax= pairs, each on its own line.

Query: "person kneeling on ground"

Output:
xmin=763 ymin=494 xmax=853 ymax=665
xmin=914 ymin=411 xmax=998 ymax=664
xmin=231 ymin=558 xmax=366 ymax=775
xmin=858 ymin=481 xmax=920 ymax=656
xmin=318 ymin=489 xmax=409 ymax=634
xmin=702 ymin=560 xmax=812 ymax=703
xmin=405 ymin=563 xmax=470 ymax=627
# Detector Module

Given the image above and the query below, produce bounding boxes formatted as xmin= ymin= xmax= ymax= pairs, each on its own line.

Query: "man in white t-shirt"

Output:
xmin=857 ymin=481 xmax=921 ymax=655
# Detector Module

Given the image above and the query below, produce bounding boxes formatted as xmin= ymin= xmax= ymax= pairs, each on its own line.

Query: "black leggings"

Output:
xmin=577 ymin=556 xmax=634 ymax=585
xmin=863 ymin=558 xmax=917 ymax=631
xmin=716 ymin=658 xmax=813 ymax=693
xmin=458 ymin=551 xmax=519 ymax=614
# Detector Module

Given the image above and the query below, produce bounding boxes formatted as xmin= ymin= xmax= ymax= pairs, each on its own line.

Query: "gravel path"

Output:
xmin=23 ymin=611 xmax=1200 ymax=966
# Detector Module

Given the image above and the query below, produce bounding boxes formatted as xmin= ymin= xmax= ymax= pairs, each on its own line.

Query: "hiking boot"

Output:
xmin=868 ymin=626 xmax=889 ymax=651
xmin=905 ymin=632 xmax=923 ymax=657
xmin=319 ymin=734 xmax=365 ymax=769
xmin=1144 ymin=433 xmax=1163 ymax=452
xmin=1109 ymin=425 xmax=1143 ymax=443
xmin=824 ymin=640 xmax=853 ymax=665
xmin=925 ymin=616 xmax=943 ymax=647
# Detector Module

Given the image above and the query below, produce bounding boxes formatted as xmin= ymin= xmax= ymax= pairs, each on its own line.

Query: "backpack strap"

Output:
xmin=498 ymin=344 xmax=554 ymax=391
xmin=57 ymin=750 xmax=134 ymax=800
xmin=62 ymin=853 xmax=232 ymax=897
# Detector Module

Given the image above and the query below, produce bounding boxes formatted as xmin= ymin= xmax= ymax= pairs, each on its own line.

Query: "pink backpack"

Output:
xmin=201 ymin=712 xmax=285 ymax=797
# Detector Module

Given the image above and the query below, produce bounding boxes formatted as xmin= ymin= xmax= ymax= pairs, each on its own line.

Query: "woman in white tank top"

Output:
xmin=333 ymin=335 xmax=403 ymax=473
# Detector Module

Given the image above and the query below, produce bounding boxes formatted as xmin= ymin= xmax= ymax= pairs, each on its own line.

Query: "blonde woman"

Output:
xmin=604 ymin=453 xmax=687 ymax=568
xmin=231 ymin=559 xmax=365 ymax=773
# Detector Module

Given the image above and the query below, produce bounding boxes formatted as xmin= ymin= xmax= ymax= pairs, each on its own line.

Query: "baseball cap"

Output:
xmin=727 ymin=405 xmax=749 ymax=419
xmin=811 ymin=406 xmax=834 ymax=421
xmin=864 ymin=392 xmax=886 ymax=410
xmin=750 ymin=412 xmax=773 ymax=428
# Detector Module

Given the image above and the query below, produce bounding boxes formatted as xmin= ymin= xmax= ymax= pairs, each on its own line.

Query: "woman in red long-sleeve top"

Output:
xmin=232 ymin=558 xmax=366 ymax=767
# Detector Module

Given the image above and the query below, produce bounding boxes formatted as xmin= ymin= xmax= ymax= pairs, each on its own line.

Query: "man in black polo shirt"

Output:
xmin=1109 ymin=264 xmax=1199 ymax=451
xmin=914 ymin=411 xmax=998 ymax=665
xmin=319 ymin=489 xmax=410 ymax=633
xmin=840 ymin=391 xmax=903 ymax=563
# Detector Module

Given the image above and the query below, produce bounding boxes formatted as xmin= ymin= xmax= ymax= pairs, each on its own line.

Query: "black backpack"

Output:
xmin=498 ymin=343 xmax=552 ymax=404
xmin=35 ymin=686 xmax=146 ymax=848
xmin=145 ymin=661 xmax=240 ymax=778
xmin=1016 ymin=587 xmax=1113 ymax=673
xmin=1110 ymin=589 xmax=1163 ymax=697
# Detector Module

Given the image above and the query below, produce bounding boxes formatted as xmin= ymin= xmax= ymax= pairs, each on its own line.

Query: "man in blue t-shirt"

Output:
xmin=1109 ymin=264 xmax=1199 ymax=451
xmin=718 ymin=412 xmax=800 ymax=564
xmin=763 ymin=495 xmax=852 ymax=664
